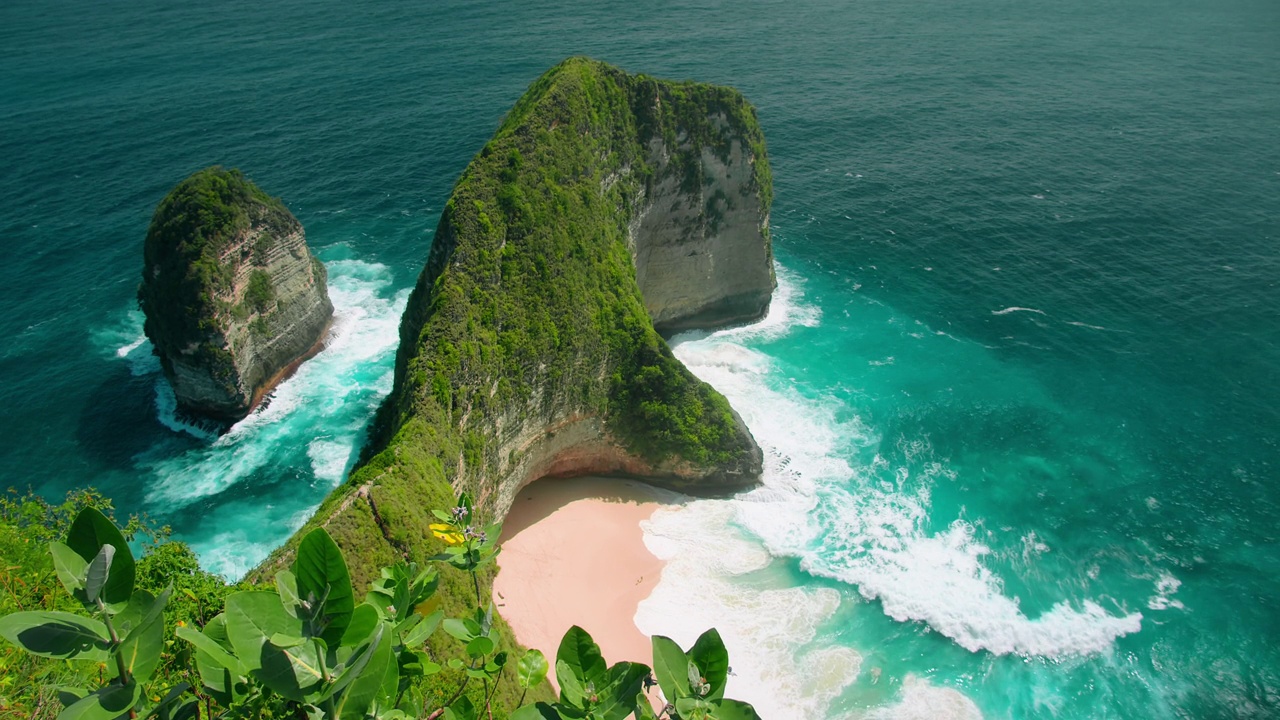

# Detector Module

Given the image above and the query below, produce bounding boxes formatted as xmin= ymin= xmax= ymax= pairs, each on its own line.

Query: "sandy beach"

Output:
xmin=493 ymin=475 xmax=674 ymax=677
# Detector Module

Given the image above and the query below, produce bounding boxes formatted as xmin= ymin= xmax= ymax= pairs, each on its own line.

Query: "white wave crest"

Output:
xmin=143 ymin=260 xmax=408 ymax=508
xmin=863 ymin=676 xmax=984 ymax=720
xmin=636 ymin=502 xmax=860 ymax=719
xmin=671 ymin=265 xmax=820 ymax=346
xmin=991 ymin=306 xmax=1046 ymax=316
xmin=644 ymin=265 xmax=1144 ymax=716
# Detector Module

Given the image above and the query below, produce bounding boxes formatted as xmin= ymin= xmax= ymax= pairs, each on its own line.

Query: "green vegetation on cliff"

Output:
xmin=138 ymin=166 xmax=298 ymax=368
xmin=383 ymin=56 xmax=769 ymax=472
xmin=0 ymin=494 xmax=761 ymax=719
xmin=253 ymin=57 xmax=771 ymax=708
xmin=269 ymin=55 xmax=770 ymax=558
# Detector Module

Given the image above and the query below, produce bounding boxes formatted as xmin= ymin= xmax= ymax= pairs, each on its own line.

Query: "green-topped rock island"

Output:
xmin=138 ymin=167 xmax=334 ymax=423
xmin=257 ymin=57 xmax=775 ymax=596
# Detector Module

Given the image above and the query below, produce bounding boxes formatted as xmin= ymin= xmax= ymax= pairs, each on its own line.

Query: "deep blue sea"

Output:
xmin=2 ymin=0 xmax=1278 ymax=717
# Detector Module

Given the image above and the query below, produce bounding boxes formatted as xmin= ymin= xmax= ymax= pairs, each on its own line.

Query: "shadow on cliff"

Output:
xmin=75 ymin=362 xmax=174 ymax=471
xmin=499 ymin=475 xmax=681 ymax=542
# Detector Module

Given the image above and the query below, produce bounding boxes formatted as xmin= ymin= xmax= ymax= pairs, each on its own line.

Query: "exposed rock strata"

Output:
xmin=138 ymin=167 xmax=333 ymax=423
xmin=631 ymin=117 xmax=775 ymax=334
xmin=258 ymin=58 xmax=774 ymax=596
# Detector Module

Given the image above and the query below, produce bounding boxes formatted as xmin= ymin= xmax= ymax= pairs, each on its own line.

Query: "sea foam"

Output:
xmin=113 ymin=259 xmax=407 ymax=578
xmin=644 ymin=265 xmax=1143 ymax=716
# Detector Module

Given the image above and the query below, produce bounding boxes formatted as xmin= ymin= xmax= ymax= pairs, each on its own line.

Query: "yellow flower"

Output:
xmin=429 ymin=523 xmax=465 ymax=545
xmin=176 ymin=620 xmax=186 ymax=627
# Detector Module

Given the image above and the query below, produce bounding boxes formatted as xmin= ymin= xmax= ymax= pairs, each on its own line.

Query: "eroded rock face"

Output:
xmin=138 ymin=167 xmax=333 ymax=423
xmin=631 ymin=117 xmax=775 ymax=335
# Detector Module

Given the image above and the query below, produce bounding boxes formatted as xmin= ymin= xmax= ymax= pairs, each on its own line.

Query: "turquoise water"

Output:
xmin=2 ymin=0 xmax=1278 ymax=717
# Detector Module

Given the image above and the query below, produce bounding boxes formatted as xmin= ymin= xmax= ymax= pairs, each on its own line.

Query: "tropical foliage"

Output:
xmin=0 ymin=495 xmax=761 ymax=720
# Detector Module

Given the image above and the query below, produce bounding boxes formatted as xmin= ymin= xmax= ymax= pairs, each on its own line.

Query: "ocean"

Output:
xmin=2 ymin=0 xmax=1277 ymax=717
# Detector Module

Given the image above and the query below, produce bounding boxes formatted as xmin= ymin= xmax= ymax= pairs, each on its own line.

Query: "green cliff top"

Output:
xmin=138 ymin=166 xmax=300 ymax=359
xmin=255 ymin=59 xmax=771 ymax=707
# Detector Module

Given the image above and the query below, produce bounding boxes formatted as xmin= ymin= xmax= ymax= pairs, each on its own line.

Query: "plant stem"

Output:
xmin=483 ymin=667 xmax=504 ymax=720
xmin=97 ymin=600 xmax=138 ymax=719
xmin=98 ymin=601 xmax=131 ymax=686
xmin=434 ymin=676 xmax=470 ymax=715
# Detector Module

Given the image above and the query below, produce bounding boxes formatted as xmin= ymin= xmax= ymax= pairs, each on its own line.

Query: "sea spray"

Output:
xmin=109 ymin=259 xmax=408 ymax=579
xmin=638 ymin=501 xmax=859 ymax=719
xmin=643 ymin=265 xmax=1146 ymax=716
xmin=637 ymin=269 xmax=862 ymax=716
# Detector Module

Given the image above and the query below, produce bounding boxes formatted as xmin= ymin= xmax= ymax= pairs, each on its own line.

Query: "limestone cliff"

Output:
xmin=138 ymin=167 xmax=333 ymax=423
xmin=257 ymin=58 xmax=773 ymax=596
xmin=630 ymin=92 xmax=775 ymax=334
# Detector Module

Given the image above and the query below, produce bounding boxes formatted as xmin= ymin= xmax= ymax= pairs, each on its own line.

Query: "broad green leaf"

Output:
xmin=396 ymin=686 xmax=425 ymax=717
xmin=161 ymin=699 xmax=200 ymax=720
xmin=114 ymin=587 xmax=170 ymax=683
xmin=50 ymin=541 xmax=88 ymax=601
xmin=294 ymin=528 xmax=354 ymax=647
xmin=224 ymin=591 xmax=301 ymax=672
xmin=176 ymin=624 xmax=242 ymax=675
xmin=399 ymin=649 xmax=441 ymax=677
xmin=191 ymin=649 xmax=237 ymax=706
xmin=442 ymin=618 xmax=474 ymax=642
xmin=54 ymin=685 xmax=87 ymax=709
xmin=269 ymin=632 xmax=306 ymax=648
xmin=0 ymin=611 xmax=109 ymax=660
xmin=378 ymin=630 xmax=399 ymax=707
xmin=329 ymin=624 xmax=385 ymax=697
xmin=371 ymin=564 xmax=411 ymax=621
xmin=257 ymin=636 xmax=326 ymax=701
xmin=203 ymin=612 xmax=233 ymax=650
xmin=65 ymin=506 xmax=134 ymax=610
xmin=84 ymin=545 xmax=115 ymax=604
xmin=276 ymin=570 xmax=301 ymax=618
xmin=466 ymin=635 xmax=494 ymax=657
xmin=651 ymin=635 xmax=693 ymax=702
xmin=689 ymin=629 xmax=729 ymax=702
xmin=591 ymin=661 xmax=651 ymax=720
xmin=675 ymin=696 xmax=715 ymax=720
xmin=410 ymin=565 xmax=439 ymax=604
xmin=341 ymin=602 xmax=381 ymax=646
xmin=634 ymin=692 xmax=660 ymax=720
xmin=517 ymin=648 xmax=549 ymax=689
xmin=116 ymin=587 xmax=169 ymax=643
xmin=401 ymin=609 xmax=442 ymax=647
xmin=111 ymin=589 xmax=153 ymax=638
xmin=333 ymin=624 xmax=391 ymax=719
xmin=58 ymin=681 xmax=141 ymax=720
xmin=556 ymin=625 xmax=606 ymax=707
xmin=186 ymin=615 xmax=242 ymax=706
xmin=446 ymin=695 xmax=477 ymax=720
xmin=710 ymin=698 xmax=763 ymax=720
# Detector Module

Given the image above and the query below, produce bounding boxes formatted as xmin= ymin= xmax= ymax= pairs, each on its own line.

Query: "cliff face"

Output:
xmin=138 ymin=167 xmax=333 ymax=423
xmin=631 ymin=111 xmax=775 ymax=334
xmin=258 ymin=58 xmax=773 ymax=595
